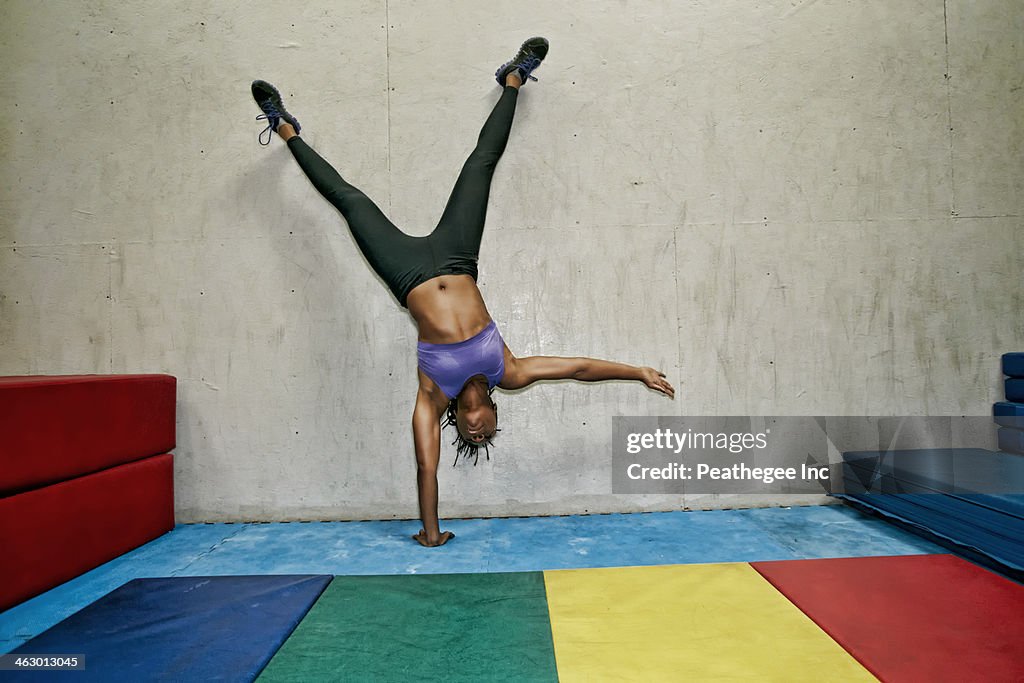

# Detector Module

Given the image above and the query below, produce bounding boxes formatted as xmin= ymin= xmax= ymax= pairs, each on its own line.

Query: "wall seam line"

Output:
xmin=385 ymin=0 xmax=392 ymax=215
xmin=943 ymin=0 xmax=956 ymax=218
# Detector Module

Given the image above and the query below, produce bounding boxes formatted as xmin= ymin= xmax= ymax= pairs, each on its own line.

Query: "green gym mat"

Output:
xmin=256 ymin=572 xmax=558 ymax=682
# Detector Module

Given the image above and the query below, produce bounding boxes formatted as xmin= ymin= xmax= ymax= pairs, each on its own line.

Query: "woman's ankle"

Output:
xmin=278 ymin=122 xmax=297 ymax=141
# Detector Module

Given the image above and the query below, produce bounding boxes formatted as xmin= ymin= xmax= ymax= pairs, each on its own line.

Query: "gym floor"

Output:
xmin=0 ymin=503 xmax=944 ymax=653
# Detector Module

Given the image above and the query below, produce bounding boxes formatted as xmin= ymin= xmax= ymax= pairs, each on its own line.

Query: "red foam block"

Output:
xmin=752 ymin=554 xmax=1024 ymax=683
xmin=0 ymin=374 xmax=176 ymax=495
xmin=0 ymin=453 xmax=174 ymax=611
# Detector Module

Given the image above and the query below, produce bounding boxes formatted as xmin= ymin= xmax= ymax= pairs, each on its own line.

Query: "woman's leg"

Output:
xmin=282 ymin=130 xmax=399 ymax=245
xmin=429 ymin=36 xmax=548 ymax=263
xmin=431 ymin=77 xmax=521 ymax=259
xmin=282 ymin=131 xmax=426 ymax=305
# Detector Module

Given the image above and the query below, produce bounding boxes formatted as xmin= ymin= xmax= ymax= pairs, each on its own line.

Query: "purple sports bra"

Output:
xmin=417 ymin=320 xmax=506 ymax=400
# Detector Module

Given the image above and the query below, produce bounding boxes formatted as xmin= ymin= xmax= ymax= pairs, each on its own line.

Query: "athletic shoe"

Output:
xmin=251 ymin=79 xmax=301 ymax=145
xmin=494 ymin=37 xmax=549 ymax=85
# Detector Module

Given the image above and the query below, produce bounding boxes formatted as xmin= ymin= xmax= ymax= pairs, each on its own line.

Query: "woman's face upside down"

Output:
xmin=457 ymin=402 xmax=498 ymax=444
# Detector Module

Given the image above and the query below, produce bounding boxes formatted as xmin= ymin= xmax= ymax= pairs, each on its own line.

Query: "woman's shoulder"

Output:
xmin=497 ymin=344 xmax=523 ymax=389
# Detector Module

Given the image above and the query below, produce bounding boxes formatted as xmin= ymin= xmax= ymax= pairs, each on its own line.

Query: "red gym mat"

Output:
xmin=0 ymin=374 xmax=176 ymax=495
xmin=0 ymin=453 xmax=174 ymax=611
xmin=752 ymin=554 xmax=1024 ymax=683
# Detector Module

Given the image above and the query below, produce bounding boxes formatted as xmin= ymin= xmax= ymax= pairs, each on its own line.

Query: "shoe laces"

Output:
xmin=256 ymin=104 xmax=281 ymax=146
xmin=512 ymin=46 xmax=544 ymax=80
xmin=514 ymin=55 xmax=541 ymax=81
xmin=497 ymin=62 xmax=539 ymax=83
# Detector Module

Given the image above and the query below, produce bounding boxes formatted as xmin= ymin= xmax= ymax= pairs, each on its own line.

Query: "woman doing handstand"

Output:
xmin=251 ymin=38 xmax=675 ymax=546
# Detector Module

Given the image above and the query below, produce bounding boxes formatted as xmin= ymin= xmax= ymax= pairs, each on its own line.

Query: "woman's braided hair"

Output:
xmin=443 ymin=387 xmax=499 ymax=466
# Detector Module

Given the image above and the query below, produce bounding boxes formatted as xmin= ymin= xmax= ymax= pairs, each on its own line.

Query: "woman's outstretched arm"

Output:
xmin=411 ymin=385 xmax=455 ymax=547
xmin=500 ymin=353 xmax=675 ymax=397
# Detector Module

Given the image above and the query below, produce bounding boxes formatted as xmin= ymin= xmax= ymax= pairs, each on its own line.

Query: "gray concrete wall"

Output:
xmin=1 ymin=1 xmax=1021 ymax=521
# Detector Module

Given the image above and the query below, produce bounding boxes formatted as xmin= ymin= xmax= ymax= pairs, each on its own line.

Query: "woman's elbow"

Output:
xmin=572 ymin=358 xmax=592 ymax=381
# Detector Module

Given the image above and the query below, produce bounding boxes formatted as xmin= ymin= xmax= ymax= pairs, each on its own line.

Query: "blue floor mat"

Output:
xmin=3 ymin=575 xmax=331 ymax=682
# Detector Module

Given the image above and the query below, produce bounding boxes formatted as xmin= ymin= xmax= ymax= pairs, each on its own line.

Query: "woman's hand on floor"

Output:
xmin=640 ymin=367 xmax=675 ymax=398
xmin=413 ymin=529 xmax=455 ymax=547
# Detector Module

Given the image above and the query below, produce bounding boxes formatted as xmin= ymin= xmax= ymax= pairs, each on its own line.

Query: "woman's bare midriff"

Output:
xmin=406 ymin=274 xmax=493 ymax=344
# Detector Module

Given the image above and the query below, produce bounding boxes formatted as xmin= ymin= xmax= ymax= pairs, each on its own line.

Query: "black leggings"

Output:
xmin=286 ymin=85 xmax=520 ymax=308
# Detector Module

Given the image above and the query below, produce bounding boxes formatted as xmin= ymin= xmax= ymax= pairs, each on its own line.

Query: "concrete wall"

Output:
xmin=1 ymin=1 xmax=1021 ymax=521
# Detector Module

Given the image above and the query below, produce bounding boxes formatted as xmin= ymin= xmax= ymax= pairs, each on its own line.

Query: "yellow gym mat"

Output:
xmin=543 ymin=563 xmax=876 ymax=682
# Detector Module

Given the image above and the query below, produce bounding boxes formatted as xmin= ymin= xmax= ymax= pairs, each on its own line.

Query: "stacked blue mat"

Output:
xmin=835 ymin=353 xmax=1024 ymax=581
xmin=996 ymin=351 xmax=1024 ymax=454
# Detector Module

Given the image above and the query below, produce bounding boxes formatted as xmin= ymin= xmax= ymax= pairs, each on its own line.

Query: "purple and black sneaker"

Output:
xmin=251 ymin=80 xmax=301 ymax=145
xmin=495 ymin=37 xmax=550 ymax=86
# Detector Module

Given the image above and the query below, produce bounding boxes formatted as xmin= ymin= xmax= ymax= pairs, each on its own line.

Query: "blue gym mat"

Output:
xmin=3 ymin=575 xmax=331 ymax=682
xmin=1004 ymin=352 xmax=1024 ymax=378
xmin=999 ymin=426 xmax=1024 ymax=455
xmin=837 ymin=448 xmax=1024 ymax=580
xmin=1007 ymin=379 xmax=1024 ymax=403
xmin=837 ymin=492 xmax=1024 ymax=579
xmin=994 ymin=402 xmax=1024 ymax=429
xmin=842 ymin=448 xmax=1024 ymax=495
